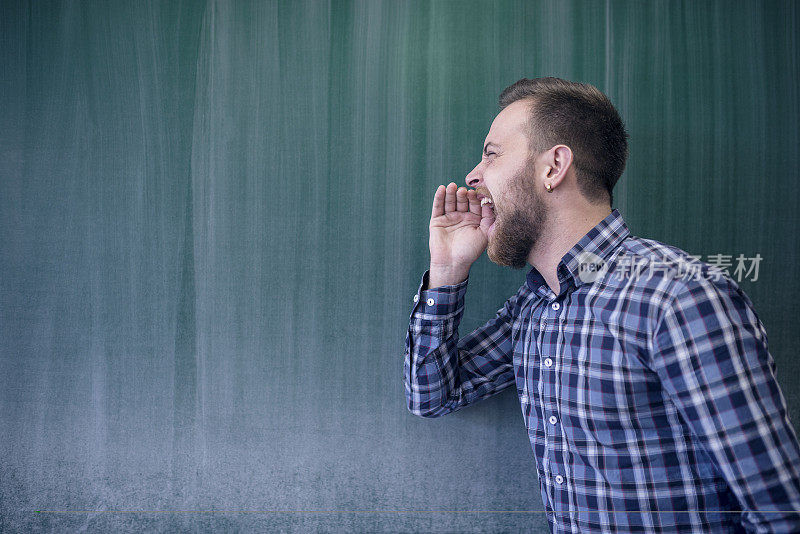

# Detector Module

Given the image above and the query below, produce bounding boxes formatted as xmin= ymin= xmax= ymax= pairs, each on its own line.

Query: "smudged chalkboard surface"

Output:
xmin=1 ymin=1 xmax=797 ymax=531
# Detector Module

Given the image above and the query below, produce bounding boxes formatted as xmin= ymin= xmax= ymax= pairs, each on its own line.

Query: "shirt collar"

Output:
xmin=525 ymin=208 xmax=631 ymax=294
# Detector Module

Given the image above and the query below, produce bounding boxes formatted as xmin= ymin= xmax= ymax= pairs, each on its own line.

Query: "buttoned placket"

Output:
xmin=540 ymin=289 xmax=569 ymax=514
xmin=546 ymin=298 xmax=562 ymax=436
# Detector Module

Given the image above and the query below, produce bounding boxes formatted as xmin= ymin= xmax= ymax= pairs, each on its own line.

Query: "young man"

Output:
xmin=404 ymin=77 xmax=800 ymax=533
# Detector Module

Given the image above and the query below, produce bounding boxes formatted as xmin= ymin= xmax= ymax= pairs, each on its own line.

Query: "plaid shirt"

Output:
xmin=404 ymin=209 xmax=800 ymax=533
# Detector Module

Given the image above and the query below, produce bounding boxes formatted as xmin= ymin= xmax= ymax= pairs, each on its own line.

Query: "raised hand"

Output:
xmin=428 ymin=182 xmax=495 ymax=287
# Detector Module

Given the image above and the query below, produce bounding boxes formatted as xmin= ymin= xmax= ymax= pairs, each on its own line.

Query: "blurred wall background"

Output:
xmin=1 ymin=0 xmax=798 ymax=531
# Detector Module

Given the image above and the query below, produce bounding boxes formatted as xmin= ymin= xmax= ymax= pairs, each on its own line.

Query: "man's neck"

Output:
xmin=528 ymin=206 xmax=613 ymax=295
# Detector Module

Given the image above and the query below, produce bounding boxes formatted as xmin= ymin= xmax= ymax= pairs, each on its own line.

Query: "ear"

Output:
xmin=541 ymin=145 xmax=573 ymax=191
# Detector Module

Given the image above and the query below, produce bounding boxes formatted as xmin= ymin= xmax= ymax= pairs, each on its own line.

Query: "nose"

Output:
xmin=465 ymin=161 xmax=483 ymax=188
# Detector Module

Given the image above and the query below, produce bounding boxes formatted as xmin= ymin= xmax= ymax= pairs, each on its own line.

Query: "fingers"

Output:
xmin=467 ymin=189 xmax=481 ymax=215
xmin=431 ymin=185 xmax=445 ymax=218
xmin=444 ymin=182 xmax=457 ymax=213
xmin=432 ymin=183 xmax=477 ymax=218
xmin=456 ymin=187 xmax=468 ymax=212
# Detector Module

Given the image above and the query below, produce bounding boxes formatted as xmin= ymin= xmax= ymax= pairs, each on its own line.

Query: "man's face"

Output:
xmin=485 ymin=160 xmax=548 ymax=268
xmin=466 ymin=100 xmax=548 ymax=268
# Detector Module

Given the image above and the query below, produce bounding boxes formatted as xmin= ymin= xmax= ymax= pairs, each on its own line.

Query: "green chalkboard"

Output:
xmin=1 ymin=1 xmax=798 ymax=531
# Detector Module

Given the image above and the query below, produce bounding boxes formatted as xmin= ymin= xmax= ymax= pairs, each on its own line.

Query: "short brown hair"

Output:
xmin=499 ymin=77 xmax=628 ymax=205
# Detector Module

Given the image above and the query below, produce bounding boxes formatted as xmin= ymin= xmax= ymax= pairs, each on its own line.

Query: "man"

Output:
xmin=404 ymin=77 xmax=800 ymax=533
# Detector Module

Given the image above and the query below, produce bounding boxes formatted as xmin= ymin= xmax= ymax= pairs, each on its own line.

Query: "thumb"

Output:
xmin=479 ymin=204 xmax=495 ymax=234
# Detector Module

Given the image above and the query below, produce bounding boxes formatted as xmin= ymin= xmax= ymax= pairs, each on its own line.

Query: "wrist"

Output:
xmin=428 ymin=264 xmax=470 ymax=288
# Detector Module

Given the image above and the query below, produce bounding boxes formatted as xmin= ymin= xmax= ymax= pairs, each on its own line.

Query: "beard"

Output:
xmin=486 ymin=167 xmax=548 ymax=269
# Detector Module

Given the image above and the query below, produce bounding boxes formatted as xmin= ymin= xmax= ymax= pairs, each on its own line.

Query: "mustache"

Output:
xmin=474 ymin=187 xmax=493 ymax=200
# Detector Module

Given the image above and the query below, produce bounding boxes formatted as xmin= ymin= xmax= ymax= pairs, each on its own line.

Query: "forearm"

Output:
xmin=404 ymin=270 xmax=518 ymax=418
xmin=404 ymin=271 xmax=469 ymax=417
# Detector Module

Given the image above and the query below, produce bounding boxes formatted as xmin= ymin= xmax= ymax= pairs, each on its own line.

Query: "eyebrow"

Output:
xmin=483 ymin=142 xmax=500 ymax=155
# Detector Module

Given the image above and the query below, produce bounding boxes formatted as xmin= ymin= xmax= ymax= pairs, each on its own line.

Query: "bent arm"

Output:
xmin=404 ymin=270 xmax=519 ymax=418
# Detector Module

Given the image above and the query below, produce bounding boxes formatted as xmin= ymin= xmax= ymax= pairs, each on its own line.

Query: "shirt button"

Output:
xmin=544 ymin=358 xmax=553 ymax=367
xmin=549 ymin=415 xmax=558 ymax=425
xmin=551 ymin=302 xmax=560 ymax=311
xmin=555 ymin=475 xmax=564 ymax=485
xmin=426 ymin=298 xmax=435 ymax=306
xmin=413 ymin=294 xmax=419 ymax=303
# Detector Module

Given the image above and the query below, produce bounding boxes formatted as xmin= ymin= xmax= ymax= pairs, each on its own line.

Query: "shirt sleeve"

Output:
xmin=650 ymin=275 xmax=800 ymax=532
xmin=404 ymin=270 xmax=519 ymax=418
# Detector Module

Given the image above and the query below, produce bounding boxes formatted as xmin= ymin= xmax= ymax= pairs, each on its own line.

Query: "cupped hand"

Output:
xmin=428 ymin=182 xmax=495 ymax=285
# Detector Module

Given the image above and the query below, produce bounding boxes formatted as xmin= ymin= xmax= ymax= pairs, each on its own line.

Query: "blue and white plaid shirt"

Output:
xmin=405 ymin=209 xmax=800 ymax=533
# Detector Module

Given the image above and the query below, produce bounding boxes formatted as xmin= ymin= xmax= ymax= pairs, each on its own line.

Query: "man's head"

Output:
xmin=498 ymin=77 xmax=629 ymax=205
xmin=466 ymin=77 xmax=628 ymax=268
